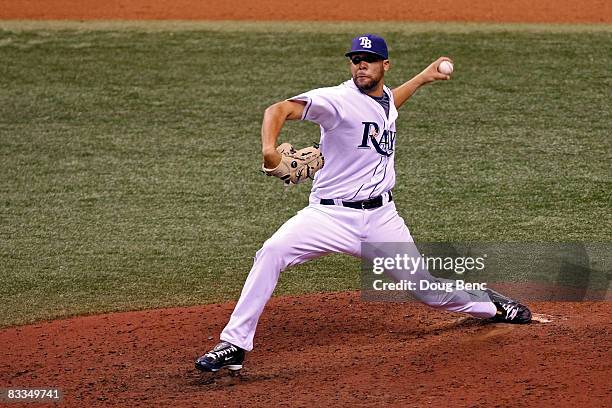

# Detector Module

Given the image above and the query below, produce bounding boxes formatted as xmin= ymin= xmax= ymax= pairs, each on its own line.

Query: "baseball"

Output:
xmin=438 ymin=61 xmax=454 ymax=75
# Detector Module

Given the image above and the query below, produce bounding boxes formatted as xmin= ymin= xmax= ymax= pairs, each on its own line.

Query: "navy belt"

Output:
xmin=320 ymin=191 xmax=392 ymax=209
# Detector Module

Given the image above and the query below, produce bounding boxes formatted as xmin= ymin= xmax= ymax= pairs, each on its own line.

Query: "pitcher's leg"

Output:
xmin=365 ymin=203 xmax=497 ymax=318
xmin=221 ymin=205 xmax=362 ymax=351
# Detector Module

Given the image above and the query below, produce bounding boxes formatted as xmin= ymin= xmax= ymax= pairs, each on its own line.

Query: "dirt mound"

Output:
xmin=1 ymin=292 xmax=610 ymax=407
xmin=1 ymin=0 xmax=611 ymax=23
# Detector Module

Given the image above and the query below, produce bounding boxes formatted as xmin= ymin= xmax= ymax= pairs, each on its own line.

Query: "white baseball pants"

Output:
xmin=221 ymin=198 xmax=497 ymax=351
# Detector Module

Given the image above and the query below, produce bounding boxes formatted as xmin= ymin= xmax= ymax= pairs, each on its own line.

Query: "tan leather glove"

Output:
xmin=262 ymin=143 xmax=324 ymax=185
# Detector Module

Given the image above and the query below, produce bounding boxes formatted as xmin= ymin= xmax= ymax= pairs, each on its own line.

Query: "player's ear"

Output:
xmin=383 ymin=59 xmax=390 ymax=72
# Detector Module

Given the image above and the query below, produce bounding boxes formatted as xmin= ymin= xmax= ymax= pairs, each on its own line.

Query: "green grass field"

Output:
xmin=1 ymin=22 xmax=610 ymax=327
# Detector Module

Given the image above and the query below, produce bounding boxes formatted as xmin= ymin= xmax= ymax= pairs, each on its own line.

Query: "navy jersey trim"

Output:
xmin=349 ymin=156 xmax=382 ymax=200
xmin=302 ymin=97 xmax=313 ymax=120
xmin=349 ymin=183 xmax=365 ymax=201
xmin=368 ymin=156 xmax=390 ymax=198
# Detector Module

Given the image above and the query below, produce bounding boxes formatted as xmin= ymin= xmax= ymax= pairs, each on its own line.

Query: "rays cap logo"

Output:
xmin=345 ymin=34 xmax=389 ymax=60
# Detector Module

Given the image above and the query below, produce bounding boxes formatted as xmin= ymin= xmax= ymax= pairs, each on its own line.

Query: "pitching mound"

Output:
xmin=1 ymin=292 xmax=610 ymax=407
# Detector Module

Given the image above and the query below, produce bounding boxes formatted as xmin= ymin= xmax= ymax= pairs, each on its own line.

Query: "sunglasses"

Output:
xmin=349 ymin=54 xmax=383 ymax=65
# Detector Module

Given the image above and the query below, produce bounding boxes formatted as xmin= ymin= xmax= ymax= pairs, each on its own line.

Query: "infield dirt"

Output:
xmin=1 ymin=0 xmax=611 ymax=23
xmin=1 ymin=292 xmax=611 ymax=407
xmin=1 ymin=1 xmax=611 ymax=407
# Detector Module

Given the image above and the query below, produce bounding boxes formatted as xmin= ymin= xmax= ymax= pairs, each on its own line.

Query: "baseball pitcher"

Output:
xmin=195 ymin=34 xmax=532 ymax=373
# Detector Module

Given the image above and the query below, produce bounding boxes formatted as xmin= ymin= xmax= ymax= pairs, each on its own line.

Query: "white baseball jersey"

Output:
xmin=290 ymin=79 xmax=399 ymax=202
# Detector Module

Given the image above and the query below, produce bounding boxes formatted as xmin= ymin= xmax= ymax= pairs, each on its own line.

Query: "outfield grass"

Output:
xmin=0 ymin=23 xmax=610 ymax=327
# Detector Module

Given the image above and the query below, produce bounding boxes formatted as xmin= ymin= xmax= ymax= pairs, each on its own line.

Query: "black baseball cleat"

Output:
xmin=195 ymin=341 xmax=245 ymax=372
xmin=486 ymin=288 xmax=532 ymax=324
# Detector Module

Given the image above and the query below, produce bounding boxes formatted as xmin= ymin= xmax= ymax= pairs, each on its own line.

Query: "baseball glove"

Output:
xmin=262 ymin=142 xmax=324 ymax=185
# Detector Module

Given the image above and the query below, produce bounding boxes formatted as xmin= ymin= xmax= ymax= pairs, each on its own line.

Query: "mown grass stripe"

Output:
xmin=0 ymin=27 xmax=610 ymax=327
xmin=1 ymin=20 xmax=611 ymax=33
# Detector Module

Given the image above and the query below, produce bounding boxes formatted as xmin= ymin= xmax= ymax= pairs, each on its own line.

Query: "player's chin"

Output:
xmin=354 ymin=76 xmax=378 ymax=92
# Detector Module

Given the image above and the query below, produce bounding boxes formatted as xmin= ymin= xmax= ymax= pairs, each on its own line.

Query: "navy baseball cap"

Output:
xmin=345 ymin=34 xmax=388 ymax=59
